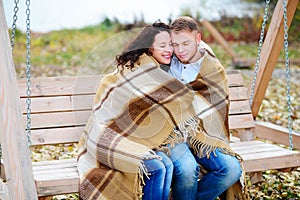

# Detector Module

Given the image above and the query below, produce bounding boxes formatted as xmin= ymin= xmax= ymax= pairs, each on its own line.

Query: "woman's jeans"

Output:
xmin=169 ymin=143 xmax=200 ymax=200
xmin=143 ymin=151 xmax=173 ymax=200
xmin=195 ymin=148 xmax=242 ymax=200
xmin=142 ymin=143 xmax=199 ymax=200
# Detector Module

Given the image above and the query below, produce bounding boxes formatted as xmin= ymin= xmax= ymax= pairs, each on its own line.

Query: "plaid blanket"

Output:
xmin=77 ymin=53 xmax=242 ymax=199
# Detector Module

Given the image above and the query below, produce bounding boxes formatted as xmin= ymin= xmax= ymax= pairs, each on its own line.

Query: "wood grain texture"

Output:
xmin=249 ymin=0 xmax=299 ymax=117
xmin=0 ymin=0 xmax=38 ymax=198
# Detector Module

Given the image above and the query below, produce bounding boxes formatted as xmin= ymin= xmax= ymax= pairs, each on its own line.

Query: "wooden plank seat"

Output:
xmin=16 ymin=70 xmax=300 ymax=197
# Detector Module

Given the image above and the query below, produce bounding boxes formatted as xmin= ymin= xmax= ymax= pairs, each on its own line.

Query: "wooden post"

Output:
xmin=0 ymin=0 xmax=38 ymax=199
xmin=201 ymin=19 xmax=237 ymax=59
xmin=249 ymin=0 xmax=298 ymax=117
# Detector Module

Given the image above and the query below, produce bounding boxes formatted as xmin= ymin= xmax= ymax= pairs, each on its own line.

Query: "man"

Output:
xmin=168 ymin=16 xmax=247 ymax=200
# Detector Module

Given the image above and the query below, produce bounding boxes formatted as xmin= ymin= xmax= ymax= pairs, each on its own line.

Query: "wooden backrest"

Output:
xmin=18 ymin=76 xmax=102 ymax=146
xmin=226 ymin=70 xmax=255 ymax=130
xmin=17 ymin=70 xmax=254 ymax=147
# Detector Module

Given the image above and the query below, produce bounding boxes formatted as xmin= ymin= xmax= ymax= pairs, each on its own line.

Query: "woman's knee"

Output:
xmin=156 ymin=151 xmax=173 ymax=173
xmin=143 ymin=158 xmax=167 ymax=175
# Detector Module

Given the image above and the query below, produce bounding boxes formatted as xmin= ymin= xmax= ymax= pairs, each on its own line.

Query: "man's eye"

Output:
xmin=183 ymin=42 xmax=190 ymax=46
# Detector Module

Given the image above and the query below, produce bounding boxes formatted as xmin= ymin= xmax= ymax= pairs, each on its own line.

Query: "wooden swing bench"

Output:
xmin=15 ymin=69 xmax=300 ymax=198
xmin=1 ymin=0 xmax=299 ymax=198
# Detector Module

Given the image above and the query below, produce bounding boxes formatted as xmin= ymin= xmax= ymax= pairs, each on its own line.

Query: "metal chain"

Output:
xmin=249 ymin=0 xmax=270 ymax=106
xmin=10 ymin=0 xmax=20 ymax=50
xmin=282 ymin=0 xmax=293 ymax=150
xmin=25 ymin=0 xmax=32 ymax=147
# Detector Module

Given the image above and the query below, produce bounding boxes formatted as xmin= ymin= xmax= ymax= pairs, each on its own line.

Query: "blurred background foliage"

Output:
xmin=10 ymin=0 xmax=300 ymax=78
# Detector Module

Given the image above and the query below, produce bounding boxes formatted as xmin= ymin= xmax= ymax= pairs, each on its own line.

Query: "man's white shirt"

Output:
xmin=169 ymin=54 xmax=204 ymax=84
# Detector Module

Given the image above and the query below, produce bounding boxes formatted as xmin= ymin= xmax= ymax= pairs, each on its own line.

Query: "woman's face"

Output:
xmin=151 ymin=31 xmax=173 ymax=64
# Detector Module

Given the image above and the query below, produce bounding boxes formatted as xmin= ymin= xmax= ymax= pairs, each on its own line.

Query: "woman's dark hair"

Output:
xmin=115 ymin=22 xmax=170 ymax=70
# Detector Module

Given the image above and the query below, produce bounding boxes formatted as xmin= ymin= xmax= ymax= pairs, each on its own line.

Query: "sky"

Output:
xmin=3 ymin=0 xmax=259 ymax=33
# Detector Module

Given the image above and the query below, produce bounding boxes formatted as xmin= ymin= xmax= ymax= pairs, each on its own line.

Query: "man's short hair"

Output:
xmin=170 ymin=16 xmax=199 ymax=32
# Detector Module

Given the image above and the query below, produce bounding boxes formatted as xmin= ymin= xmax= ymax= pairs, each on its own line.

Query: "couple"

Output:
xmin=77 ymin=16 xmax=248 ymax=200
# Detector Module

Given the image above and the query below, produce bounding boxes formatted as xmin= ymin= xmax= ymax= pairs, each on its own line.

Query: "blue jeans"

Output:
xmin=169 ymin=143 xmax=199 ymax=200
xmin=195 ymin=148 xmax=242 ymax=200
xmin=143 ymin=151 xmax=173 ymax=200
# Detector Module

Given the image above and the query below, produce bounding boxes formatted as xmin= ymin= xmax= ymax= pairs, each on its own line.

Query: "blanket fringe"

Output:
xmin=160 ymin=131 xmax=185 ymax=150
xmin=147 ymin=115 xmax=250 ymax=199
xmin=137 ymin=165 xmax=145 ymax=199
xmin=173 ymin=116 xmax=200 ymax=141
xmin=189 ymin=137 xmax=217 ymax=158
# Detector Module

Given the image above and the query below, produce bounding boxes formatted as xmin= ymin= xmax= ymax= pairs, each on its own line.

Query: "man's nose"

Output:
xmin=177 ymin=45 xmax=184 ymax=53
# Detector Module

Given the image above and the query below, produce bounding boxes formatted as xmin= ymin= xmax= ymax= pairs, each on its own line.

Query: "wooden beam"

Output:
xmin=201 ymin=19 xmax=237 ymax=59
xmin=230 ymin=140 xmax=300 ymax=172
xmin=0 ymin=0 xmax=38 ymax=199
xmin=249 ymin=0 xmax=298 ymax=117
xmin=255 ymin=121 xmax=300 ymax=150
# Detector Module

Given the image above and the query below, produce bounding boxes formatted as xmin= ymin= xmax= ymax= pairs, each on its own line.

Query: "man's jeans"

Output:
xmin=143 ymin=143 xmax=241 ymax=200
xmin=170 ymin=144 xmax=241 ymax=200
xmin=195 ymin=148 xmax=242 ymax=200
xmin=143 ymin=151 xmax=173 ymax=200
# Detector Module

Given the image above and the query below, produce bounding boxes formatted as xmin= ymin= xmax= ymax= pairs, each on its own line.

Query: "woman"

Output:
xmin=114 ymin=22 xmax=173 ymax=200
xmin=77 ymin=22 xmax=185 ymax=200
xmin=114 ymin=22 xmax=200 ymax=200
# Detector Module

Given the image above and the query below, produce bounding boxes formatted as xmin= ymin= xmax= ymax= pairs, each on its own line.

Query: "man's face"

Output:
xmin=171 ymin=30 xmax=201 ymax=64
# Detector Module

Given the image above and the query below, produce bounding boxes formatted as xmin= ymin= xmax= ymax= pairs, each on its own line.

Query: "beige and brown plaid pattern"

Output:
xmin=77 ymin=53 xmax=243 ymax=199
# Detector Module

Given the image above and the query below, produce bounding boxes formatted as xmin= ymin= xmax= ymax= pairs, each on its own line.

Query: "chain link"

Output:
xmin=10 ymin=0 xmax=20 ymax=50
xmin=249 ymin=0 xmax=270 ymax=106
xmin=25 ymin=0 xmax=32 ymax=147
xmin=282 ymin=0 xmax=293 ymax=150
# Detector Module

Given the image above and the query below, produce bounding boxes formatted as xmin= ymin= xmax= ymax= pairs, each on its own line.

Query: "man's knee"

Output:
xmin=220 ymin=157 xmax=242 ymax=187
xmin=173 ymin=156 xmax=200 ymax=179
xmin=229 ymin=160 xmax=242 ymax=180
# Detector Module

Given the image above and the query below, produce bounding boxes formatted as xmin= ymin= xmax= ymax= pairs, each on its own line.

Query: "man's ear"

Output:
xmin=196 ymin=33 xmax=202 ymax=45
